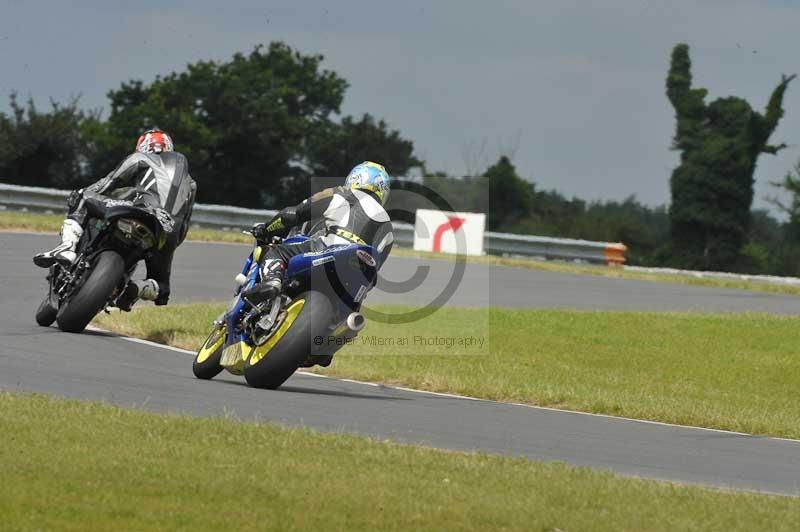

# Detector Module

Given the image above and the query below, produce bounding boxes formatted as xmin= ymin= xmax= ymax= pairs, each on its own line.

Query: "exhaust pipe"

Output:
xmin=346 ymin=312 xmax=366 ymax=332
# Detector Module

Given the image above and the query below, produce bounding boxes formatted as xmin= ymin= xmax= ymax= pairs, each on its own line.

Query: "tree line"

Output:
xmin=414 ymin=156 xmax=800 ymax=276
xmin=2 ymin=41 xmax=800 ymax=275
xmin=0 ymin=43 xmax=422 ymax=209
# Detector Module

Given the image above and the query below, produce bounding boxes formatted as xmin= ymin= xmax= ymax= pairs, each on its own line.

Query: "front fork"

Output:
xmin=49 ymin=258 xmax=85 ymax=303
xmin=222 ymin=248 xmax=261 ymax=344
xmin=45 ymin=264 xmax=62 ymax=310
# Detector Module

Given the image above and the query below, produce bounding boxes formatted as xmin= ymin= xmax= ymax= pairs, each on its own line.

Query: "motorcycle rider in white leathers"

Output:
xmin=244 ymin=161 xmax=393 ymax=303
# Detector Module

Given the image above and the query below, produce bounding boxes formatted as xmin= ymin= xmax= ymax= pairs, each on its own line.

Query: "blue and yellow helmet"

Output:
xmin=344 ymin=161 xmax=391 ymax=205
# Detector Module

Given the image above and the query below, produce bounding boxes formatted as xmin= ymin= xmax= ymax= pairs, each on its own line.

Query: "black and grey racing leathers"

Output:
xmin=66 ymin=151 xmax=196 ymax=304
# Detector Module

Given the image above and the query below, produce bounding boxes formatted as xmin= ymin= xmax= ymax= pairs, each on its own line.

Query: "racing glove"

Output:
xmin=251 ymin=208 xmax=298 ymax=242
xmin=250 ymin=222 xmax=274 ymax=243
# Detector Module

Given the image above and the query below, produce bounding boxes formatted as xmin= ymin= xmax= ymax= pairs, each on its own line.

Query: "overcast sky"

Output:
xmin=2 ymin=0 xmax=799 ymax=213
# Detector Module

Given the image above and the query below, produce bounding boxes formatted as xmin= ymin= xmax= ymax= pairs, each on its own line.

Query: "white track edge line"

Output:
xmin=88 ymin=325 xmax=800 ymax=444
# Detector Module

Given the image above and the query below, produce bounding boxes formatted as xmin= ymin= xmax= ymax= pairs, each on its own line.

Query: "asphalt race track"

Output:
xmin=2 ymin=231 xmax=800 ymax=495
xmin=115 ymin=238 xmax=800 ymax=313
xmin=11 ymin=232 xmax=800 ymax=313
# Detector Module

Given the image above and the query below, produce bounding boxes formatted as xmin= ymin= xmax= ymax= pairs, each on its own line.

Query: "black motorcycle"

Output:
xmin=35 ymin=196 xmax=174 ymax=333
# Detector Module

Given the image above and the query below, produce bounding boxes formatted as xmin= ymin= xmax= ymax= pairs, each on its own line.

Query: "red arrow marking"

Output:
xmin=432 ymin=216 xmax=466 ymax=252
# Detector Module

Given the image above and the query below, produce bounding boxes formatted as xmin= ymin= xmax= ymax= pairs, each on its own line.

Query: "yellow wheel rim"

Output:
xmin=248 ymin=299 xmax=306 ymax=365
xmin=196 ymin=325 xmax=226 ymax=364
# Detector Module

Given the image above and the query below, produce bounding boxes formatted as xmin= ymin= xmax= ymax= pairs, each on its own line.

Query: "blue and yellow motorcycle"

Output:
xmin=192 ymin=234 xmax=378 ymax=389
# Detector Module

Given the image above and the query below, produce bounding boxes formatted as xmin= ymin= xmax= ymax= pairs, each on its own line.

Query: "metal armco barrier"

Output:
xmin=0 ymin=182 xmax=626 ymax=264
xmin=485 ymin=231 xmax=626 ymax=265
xmin=0 ymin=183 xmax=69 ymax=210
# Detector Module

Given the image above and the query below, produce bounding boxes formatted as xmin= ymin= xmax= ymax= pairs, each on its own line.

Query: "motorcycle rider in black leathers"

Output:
xmin=243 ymin=161 xmax=394 ymax=303
xmin=33 ymin=129 xmax=196 ymax=310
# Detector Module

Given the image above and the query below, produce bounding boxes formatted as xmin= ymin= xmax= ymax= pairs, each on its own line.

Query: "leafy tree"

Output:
xmin=83 ymin=42 xmax=349 ymax=208
xmin=764 ymin=160 xmax=800 ymax=275
xmin=666 ymin=43 xmax=795 ymax=270
xmin=82 ymin=42 xmax=423 ymax=209
xmin=421 ymin=174 xmax=486 ymax=212
xmin=769 ymin=159 xmax=800 ymax=238
xmin=742 ymin=209 xmax=787 ymax=276
xmin=305 ymin=113 xmax=422 ymax=177
xmin=481 ymin=155 xmax=535 ymax=231
xmin=387 ymin=157 xmax=534 ymax=231
xmin=0 ymin=94 xmax=87 ymax=189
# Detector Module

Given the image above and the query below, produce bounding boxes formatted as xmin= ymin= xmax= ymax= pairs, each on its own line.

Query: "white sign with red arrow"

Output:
xmin=412 ymin=209 xmax=486 ymax=256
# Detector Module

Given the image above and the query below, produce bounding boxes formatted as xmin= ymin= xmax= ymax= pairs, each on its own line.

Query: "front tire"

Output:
xmin=193 ymin=323 xmax=226 ymax=380
xmin=56 ymin=251 xmax=126 ymax=333
xmin=35 ymin=296 xmax=58 ymax=327
xmin=244 ymin=291 xmax=332 ymax=389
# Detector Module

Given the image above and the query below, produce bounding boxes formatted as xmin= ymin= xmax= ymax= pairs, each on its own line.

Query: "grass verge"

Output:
xmin=95 ymin=304 xmax=800 ymax=439
xmin=1 ymin=392 xmax=798 ymax=532
xmin=5 ymin=209 xmax=800 ymax=296
xmin=0 ymin=210 xmax=64 ymax=232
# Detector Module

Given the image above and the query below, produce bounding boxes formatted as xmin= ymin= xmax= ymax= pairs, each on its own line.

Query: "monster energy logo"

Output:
xmin=267 ymin=218 xmax=285 ymax=232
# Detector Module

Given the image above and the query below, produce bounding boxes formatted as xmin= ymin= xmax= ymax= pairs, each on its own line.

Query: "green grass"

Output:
xmin=1 ymin=392 xmax=798 ymax=532
xmin=95 ymin=304 xmax=800 ymax=439
xmin=6 ymin=209 xmax=800 ymax=296
xmin=0 ymin=210 xmax=64 ymax=232
xmin=0 ymin=210 xmax=255 ymax=244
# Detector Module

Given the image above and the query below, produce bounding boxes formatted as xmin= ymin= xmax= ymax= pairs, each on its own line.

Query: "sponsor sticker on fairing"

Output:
xmin=303 ymin=245 xmax=351 ymax=257
xmin=312 ymin=256 xmax=335 ymax=266
xmin=354 ymin=284 xmax=369 ymax=303
xmin=356 ymin=249 xmax=377 ymax=267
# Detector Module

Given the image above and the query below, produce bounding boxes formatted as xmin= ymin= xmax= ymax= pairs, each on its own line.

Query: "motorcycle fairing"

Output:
xmin=219 ymin=236 xmax=379 ymax=369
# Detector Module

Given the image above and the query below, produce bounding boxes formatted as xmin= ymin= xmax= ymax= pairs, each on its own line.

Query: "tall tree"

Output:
xmin=0 ymin=94 xmax=87 ymax=189
xmin=769 ymin=159 xmax=800 ymax=238
xmin=766 ymin=160 xmax=800 ymax=275
xmin=666 ymin=43 xmax=795 ymax=270
xmin=305 ymin=113 xmax=422 ymax=177
xmin=481 ymin=155 xmax=535 ymax=231
xmin=83 ymin=42 xmax=349 ymax=207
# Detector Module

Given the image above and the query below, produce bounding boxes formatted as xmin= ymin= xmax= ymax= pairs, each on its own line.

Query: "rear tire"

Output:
xmin=56 ymin=251 xmax=125 ymax=333
xmin=35 ymin=296 xmax=58 ymax=327
xmin=244 ymin=291 xmax=332 ymax=389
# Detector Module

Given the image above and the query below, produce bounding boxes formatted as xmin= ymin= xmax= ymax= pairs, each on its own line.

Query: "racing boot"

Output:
xmin=115 ymin=279 xmax=160 ymax=312
xmin=33 ymin=219 xmax=83 ymax=268
xmin=241 ymin=259 xmax=285 ymax=304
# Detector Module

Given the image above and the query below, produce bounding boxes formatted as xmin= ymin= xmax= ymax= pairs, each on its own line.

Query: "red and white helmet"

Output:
xmin=135 ymin=129 xmax=174 ymax=154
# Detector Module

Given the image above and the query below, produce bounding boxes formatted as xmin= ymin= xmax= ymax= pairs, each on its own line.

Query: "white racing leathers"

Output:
xmin=258 ymin=186 xmax=394 ymax=282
